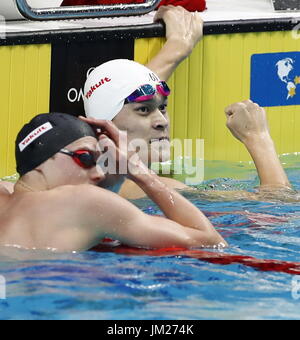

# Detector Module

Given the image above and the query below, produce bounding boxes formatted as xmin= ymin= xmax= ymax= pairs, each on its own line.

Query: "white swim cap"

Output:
xmin=83 ymin=59 xmax=162 ymax=121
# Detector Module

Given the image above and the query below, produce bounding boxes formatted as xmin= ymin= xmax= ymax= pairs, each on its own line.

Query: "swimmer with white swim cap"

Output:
xmin=84 ymin=59 xmax=172 ymax=163
xmin=80 ymin=5 xmax=205 ymax=198
xmin=83 ymin=59 xmax=188 ymax=198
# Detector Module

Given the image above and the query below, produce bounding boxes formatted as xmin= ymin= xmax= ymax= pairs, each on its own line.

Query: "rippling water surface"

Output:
xmin=1 ymin=157 xmax=300 ymax=320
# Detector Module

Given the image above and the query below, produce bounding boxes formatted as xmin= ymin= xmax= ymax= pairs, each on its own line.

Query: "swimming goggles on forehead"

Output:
xmin=59 ymin=149 xmax=98 ymax=169
xmin=124 ymin=81 xmax=171 ymax=104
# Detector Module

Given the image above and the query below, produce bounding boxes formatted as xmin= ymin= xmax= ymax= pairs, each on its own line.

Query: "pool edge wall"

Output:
xmin=1 ymin=21 xmax=300 ymax=178
xmin=0 ymin=44 xmax=51 ymax=178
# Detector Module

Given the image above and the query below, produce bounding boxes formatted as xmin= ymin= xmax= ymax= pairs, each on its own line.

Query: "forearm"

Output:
xmin=146 ymin=39 xmax=191 ymax=81
xmin=244 ymin=134 xmax=291 ymax=189
xmin=148 ymin=7 xmax=203 ymax=81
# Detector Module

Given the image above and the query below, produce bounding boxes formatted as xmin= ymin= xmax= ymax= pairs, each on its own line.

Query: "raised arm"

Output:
xmin=146 ymin=5 xmax=203 ymax=81
xmin=225 ymin=100 xmax=291 ymax=190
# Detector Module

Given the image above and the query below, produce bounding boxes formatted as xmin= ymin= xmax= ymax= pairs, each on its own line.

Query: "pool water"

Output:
xmin=1 ymin=156 xmax=300 ymax=320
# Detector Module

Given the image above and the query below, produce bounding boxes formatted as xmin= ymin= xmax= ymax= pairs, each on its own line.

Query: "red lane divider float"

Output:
xmin=93 ymin=245 xmax=300 ymax=276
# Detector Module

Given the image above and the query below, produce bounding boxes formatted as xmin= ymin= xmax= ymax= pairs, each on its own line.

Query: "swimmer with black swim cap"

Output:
xmin=14 ymin=113 xmax=105 ymax=193
xmin=16 ymin=113 xmax=97 ymax=177
xmin=0 ymin=112 xmax=226 ymax=252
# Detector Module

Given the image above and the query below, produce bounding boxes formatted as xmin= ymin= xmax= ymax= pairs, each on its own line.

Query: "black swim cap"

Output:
xmin=16 ymin=113 xmax=96 ymax=176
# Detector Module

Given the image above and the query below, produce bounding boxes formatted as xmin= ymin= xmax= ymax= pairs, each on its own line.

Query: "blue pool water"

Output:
xmin=1 ymin=157 xmax=300 ymax=320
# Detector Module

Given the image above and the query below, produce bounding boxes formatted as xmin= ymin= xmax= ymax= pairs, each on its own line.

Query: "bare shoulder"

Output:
xmin=1 ymin=184 xmax=133 ymax=251
xmin=119 ymin=177 xmax=188 ymax=200
xmin=14 ymin=184 xmax=115 ymax=215
xmin=50 ymin=184 xmax=119 ymax=206
xmin=34 ymin=184 xmax=126 ymax=234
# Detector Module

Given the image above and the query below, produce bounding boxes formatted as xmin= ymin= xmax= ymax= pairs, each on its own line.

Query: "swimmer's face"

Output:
xmin=112 ymin=94 xmax=170 ymax=166
xmin=44 ymin=136 xmax=105 ymax=187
